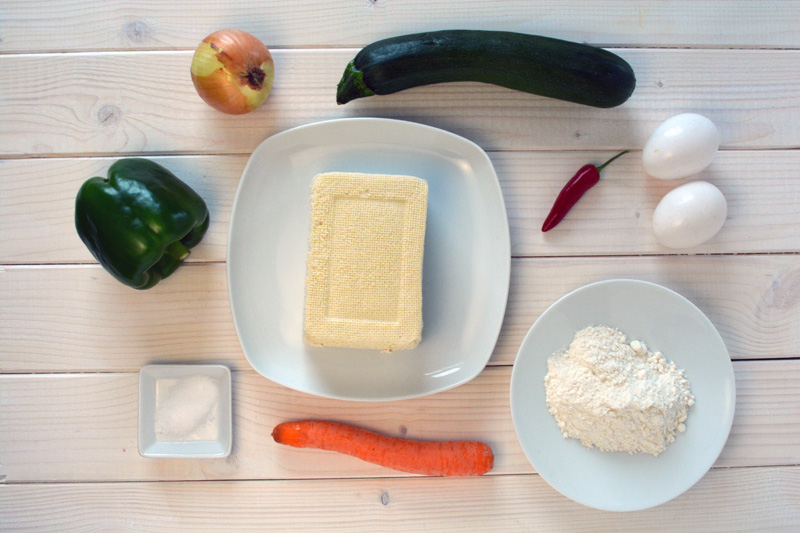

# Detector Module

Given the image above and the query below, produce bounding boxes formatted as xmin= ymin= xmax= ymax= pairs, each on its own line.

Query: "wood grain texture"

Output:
xmin=2 ymin=1 xmax=799 ymax=53
xmin=2 ymin=49 xmax=800 ymax=157
xmin=497 ymin=255 xmax=800 ymax=365
xmin=0 ymin=263 xmax=240 ymax=372
xmin=1 ymin=467 xmax=799 ymax=531
xmin=499 ymin=150 xmax=800 ymax=256
xmin=3 ymin=2 xmax=798 ymax=529
xmin=0 ymin=362 xmax=796 ymax=483
xmin=0 ymin=155 xmax=244 ymax=263
xmin=2 ymin=255 xmax=798 ymax=372
xmin=3 ymin=151 xmax=799 ymax=264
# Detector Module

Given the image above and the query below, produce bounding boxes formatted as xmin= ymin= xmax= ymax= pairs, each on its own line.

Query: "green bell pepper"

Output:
xmin=75 ymin=158 xmax=210 ymax=289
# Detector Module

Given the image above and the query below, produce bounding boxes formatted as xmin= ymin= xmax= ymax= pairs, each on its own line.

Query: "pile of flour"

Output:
xmin=544 ymin=325 xmax=694 ymax=456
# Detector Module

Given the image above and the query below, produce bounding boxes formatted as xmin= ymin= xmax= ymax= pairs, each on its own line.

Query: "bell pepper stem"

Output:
xmin=596 ymin=150 xmax=630 ymax=173
xmin=154 ymin=241 xmax=191 ymax=279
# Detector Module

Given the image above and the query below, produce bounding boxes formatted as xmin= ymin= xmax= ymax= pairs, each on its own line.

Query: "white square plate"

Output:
xmin=138 ymin=364 xmax=232 ymax=458
xmin=227 ymin=118 xmax=511 ymax=401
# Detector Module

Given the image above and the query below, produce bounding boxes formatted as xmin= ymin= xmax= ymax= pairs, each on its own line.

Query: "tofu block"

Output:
xmin=304 ymin=172 xmax=428 ymax=351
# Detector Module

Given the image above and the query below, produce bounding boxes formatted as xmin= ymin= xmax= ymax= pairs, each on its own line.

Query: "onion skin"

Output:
xmin=190 ymin=29 xmax=274 ymax=115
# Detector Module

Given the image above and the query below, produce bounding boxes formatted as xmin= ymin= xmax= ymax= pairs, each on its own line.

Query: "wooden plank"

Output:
xmin=1 ymin=1 xmax=799 ymax=53
xmin=497 ymin=255 xmax=800 ymax=365
xmin=729 ymin=362 xmax=800 ymax=467
xmin=4 ymin=467 xmax=800 ymax=531
xmin=0 ymin=155 xmax=244 ymax=264
xmin=2 ymin=254 xmax=798 ymax=372
xmin=3 ymin=151 xmax=798 ymax=264
xmin=0 ymin=263 xmax=241 ymax=372
xmin=0 ymin=255 xmax=800 ymax=372
xmin=1 ymin=49 xmax=800 ymax=157
xmin=1 ymin=468 xmax=799 ymax=531
xmin=0 ymin=362 xmax=796 ymax=483
xmin=499 ymin=150 xmax=800 ymax=256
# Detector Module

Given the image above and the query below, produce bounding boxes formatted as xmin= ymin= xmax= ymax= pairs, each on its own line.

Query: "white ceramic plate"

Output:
xmin=227 ymin=118 xmax=510 ymax=401
xmin=510 ymin=279 xmax=736 ymax=511
xmin=139 ymin=364 xmax=232 ymax=458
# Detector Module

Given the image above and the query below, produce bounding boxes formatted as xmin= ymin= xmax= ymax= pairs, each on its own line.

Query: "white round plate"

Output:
xmin=510 ymin=279 xmax=736 ymax=511
xmin=228 ymin=118 xmax=510 ymax=401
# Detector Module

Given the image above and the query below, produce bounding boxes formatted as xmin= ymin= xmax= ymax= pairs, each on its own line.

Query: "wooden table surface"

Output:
xmin=2 ymin=1 xmax=799 ymax=531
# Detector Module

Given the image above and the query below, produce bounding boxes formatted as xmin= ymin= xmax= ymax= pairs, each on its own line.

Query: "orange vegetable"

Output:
xmin=272 ymin=420 xmax=494 ymax=476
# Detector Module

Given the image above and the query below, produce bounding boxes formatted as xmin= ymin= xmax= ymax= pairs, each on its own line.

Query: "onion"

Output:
xmin=190 ymin=29 xmax=274 ymax=115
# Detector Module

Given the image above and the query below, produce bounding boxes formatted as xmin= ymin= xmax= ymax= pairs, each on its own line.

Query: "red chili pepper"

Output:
xmin=541 ymin=150 xmax=629 ymax=232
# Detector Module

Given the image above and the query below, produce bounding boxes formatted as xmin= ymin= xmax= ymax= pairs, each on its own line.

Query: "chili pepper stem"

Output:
xmin=595 ymin=150 xmax=630 ymax=173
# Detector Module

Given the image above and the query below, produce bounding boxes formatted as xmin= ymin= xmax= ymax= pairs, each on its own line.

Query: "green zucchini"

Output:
xmin=336 ymin=30 xmax=636 ymax=108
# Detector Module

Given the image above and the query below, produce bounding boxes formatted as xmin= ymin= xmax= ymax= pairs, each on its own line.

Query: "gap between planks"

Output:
xmin=1 ymin=44 xmax=800 ymax=57
xmin=3 ymin=465 xmax=799 ymax=486
xmin=2 ymin=357 xmax=799 ymax=377
xmin=2 ymin=147 xmax=800 ymax=161
xmin=3 ymin=252 xmax=799 ymax=269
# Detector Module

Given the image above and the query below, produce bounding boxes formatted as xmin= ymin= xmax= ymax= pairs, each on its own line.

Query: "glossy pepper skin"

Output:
xmin=541 ymin=150 xmax=629 ymax=232
xmin=75 ymin=158 xmax=210 ymax=289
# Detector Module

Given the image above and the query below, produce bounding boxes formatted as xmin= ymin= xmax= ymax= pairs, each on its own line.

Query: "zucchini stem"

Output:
xmin=336 ymin=61 xmax=376 ymax=105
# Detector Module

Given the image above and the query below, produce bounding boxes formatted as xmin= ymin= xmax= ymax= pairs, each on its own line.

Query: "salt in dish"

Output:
xmin=138 ymin=364 xmax=232 ymax=458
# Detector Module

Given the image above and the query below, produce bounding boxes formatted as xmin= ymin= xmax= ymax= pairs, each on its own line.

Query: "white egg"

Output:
xmin=642 ymin=113 xmax=720 ymax=180
xmin=653 ymin=181 xmax=727 ymax=248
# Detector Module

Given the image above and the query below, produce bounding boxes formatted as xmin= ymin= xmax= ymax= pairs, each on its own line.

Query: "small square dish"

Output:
xmin=138 ymin=364 xmax=232 ymax=458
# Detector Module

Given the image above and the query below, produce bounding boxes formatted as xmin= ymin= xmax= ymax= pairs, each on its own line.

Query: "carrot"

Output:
xmin=271 ymin=420 xmax=494 ymax=476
